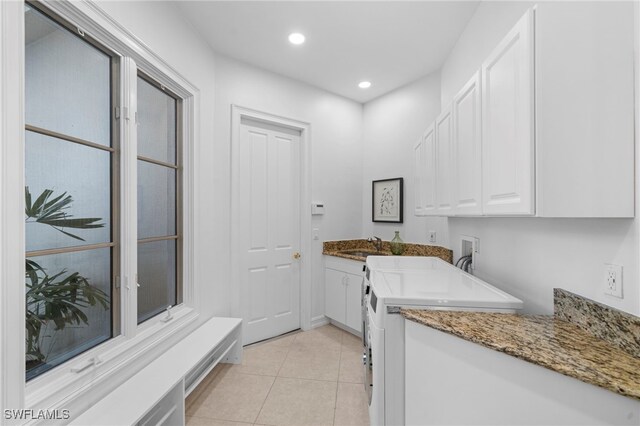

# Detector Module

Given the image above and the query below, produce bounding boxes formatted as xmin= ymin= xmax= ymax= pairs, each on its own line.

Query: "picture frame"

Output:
xmin=372 ymin=177 xmax=403 ymax=223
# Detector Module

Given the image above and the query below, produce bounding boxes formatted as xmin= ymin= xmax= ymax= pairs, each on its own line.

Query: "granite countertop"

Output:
xmin=323 ymin=239 xmax=453 ymax=263
xmin=402 ymin=291 xmax=640 ymax=401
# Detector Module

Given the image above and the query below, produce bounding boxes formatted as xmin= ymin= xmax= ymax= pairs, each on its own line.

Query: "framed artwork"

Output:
xmin=372 ymin=177 xmax=403 ymax=223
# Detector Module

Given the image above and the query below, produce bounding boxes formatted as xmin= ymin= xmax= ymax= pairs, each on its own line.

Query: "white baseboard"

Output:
xmin=329 ymin=319 xmax=362 ymax=338
xmin=310 ymin=315 xmax=330 ymax=329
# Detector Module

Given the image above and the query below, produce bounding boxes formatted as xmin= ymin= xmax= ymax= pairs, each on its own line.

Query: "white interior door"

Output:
xmin=239 ymin=118 xmax=301 ymax=344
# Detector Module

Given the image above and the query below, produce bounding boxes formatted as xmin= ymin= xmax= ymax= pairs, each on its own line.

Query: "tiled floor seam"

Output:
xmin=185 ymin=365 xmax=224 ymax=415
xmin=253 ymin=376 xmax=277 ymax=425
xmin=333 ymin=348 xmax=344 ymax=426
xmin=274 ymin=332 xmax=295 ymax=377
xmin=254 ymin=334 xmax=294 ymax=425
xmin=187 ymin=325 xmax=368 ymax=426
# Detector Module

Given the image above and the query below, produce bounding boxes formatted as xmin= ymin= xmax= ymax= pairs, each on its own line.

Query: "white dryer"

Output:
xmin=362 ymin=256 xmax=523 ymax=426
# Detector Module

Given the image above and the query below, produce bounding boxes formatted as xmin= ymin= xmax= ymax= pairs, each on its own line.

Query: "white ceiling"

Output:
xmin=175 ymin=1 xmax=479 ymax=103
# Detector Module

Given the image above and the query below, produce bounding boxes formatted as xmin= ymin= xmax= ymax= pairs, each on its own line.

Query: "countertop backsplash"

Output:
xmin=323 ymin=239 xmax=453 ymax=263
xmin=554 ymin=288 xmax=640 ymax=358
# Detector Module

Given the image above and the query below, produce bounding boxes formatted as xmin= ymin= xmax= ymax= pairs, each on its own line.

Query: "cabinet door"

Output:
xmin=481 ymin=9 xmax=534 ymax=215
xmin=453 ymin=71 xmax=482 ymax=216
xmin=413 ymin=137 xmax=426 ymax=216
xmin=344 ymin=272 xmax=363 ymax=332
xmin=324 ymin=268 xmax=346 ymax=323
xmin=435 ymin=106 xmax=454 ymax=215
xmin=535 ymin=2 xmax=634 ymax=217
xmin=423 ymin=125 xmax=438 ymax=215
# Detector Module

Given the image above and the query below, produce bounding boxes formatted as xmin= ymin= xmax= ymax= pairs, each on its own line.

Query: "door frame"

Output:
xmin=230 ymin=105 xmax=312 ymax=335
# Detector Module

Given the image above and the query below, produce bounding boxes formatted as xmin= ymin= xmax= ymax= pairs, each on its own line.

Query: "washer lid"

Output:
xmin=367 ymin=256 xmax=523 ymax=310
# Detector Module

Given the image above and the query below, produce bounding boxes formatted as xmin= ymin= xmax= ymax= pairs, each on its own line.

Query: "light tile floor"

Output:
xmin=186 ymin=325 xmax=370 ymax=426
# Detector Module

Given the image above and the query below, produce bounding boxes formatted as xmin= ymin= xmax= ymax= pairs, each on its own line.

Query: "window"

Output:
xmin=24 ymin=3 xmax=118 ymax=380
xmin=136 ymin=74 xmax=182 ymax=323
xmin=22 ymin=2 xmax=192 ymax=385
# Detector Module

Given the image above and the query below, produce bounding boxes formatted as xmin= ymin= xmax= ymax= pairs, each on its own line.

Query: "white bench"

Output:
xmin=71 ymin=317 xmax=242 ymax=426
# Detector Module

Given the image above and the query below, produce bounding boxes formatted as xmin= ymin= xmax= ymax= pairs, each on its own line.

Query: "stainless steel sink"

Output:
xmin=340 ymin=250 xmax=388 ymax=257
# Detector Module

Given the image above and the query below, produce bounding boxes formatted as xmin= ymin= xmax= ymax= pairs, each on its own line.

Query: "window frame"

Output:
xmin=0 ymin=0 xmax=199 ymax=413
xmin=136 ymin=71 xmax=183 ymax=325
xmin=24 ymin=1 xmax=122 ymax=379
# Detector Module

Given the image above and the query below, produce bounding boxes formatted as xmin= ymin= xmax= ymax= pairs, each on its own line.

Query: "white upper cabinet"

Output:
xmin=413 ymin=4 xmax=634 ymax=218
xmin=413 ymin=136 xmax=426 ymax=216
xmin=534 ymin=2 xmax=634 ymax=217
xmin=435 ymin=106 xmax=455 ymax=215
xmin=423 ymin=125 xmax=438 ymax=215
xmin=452 ymin=71 xmax=482 ymax=216
xmin=481 ymin=9 xmax=534 ymax=215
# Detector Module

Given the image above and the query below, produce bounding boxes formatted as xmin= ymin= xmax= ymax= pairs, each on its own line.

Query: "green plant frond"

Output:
xmin=26 ymin=189 xmax=54 ymax=217
xmin=38 ymin=194 xmax=73 ymax=219
xmin=26 ymin=259 xmax=44 ymax=273
xmin=24 ymin=187 xmax=105 ymax=242
xmin=25 ymin=187 xmax=32 ymax=214
xmin=46 ymin=218 xmax=104 ymax=228
xmin=24 ymin=187 xmax=109 ymax=365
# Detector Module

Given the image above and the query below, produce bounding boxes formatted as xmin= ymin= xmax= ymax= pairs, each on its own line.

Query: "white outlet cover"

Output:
xmin=604 ymin=263 xmax=623 ymax=298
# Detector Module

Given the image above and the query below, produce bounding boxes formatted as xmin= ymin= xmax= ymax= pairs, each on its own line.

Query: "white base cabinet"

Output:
xmin=324 ymin=256 xmax=364 ymax=334
xmin=405 ymin=321 xmax=640 ymax=425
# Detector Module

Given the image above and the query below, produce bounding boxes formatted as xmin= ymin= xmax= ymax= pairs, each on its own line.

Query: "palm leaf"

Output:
xmin=25 ymin=187 xmax=105 ymax=241
xmin=39 ymin=218 xmax=104 ymax=229
xmin=24 ymin=188 xmax=109 ymax=364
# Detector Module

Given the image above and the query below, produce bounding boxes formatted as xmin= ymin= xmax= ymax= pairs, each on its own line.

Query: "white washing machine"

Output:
xmin=362 ymin=256 xmax=523 ymax=426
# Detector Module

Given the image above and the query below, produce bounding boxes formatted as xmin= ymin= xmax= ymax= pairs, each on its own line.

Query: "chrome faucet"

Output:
xmin=367 ymin=236 xmax=383 ymax=252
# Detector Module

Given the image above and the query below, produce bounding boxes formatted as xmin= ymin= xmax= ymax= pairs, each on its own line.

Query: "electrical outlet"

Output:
xmin=604 ymin=264 xmax=623 ymax=298
xmin=428 ymin=231 xmax=436 ymax=243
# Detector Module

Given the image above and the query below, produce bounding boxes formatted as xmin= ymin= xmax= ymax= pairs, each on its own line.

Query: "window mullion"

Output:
xmin=120 ymin=56 xmax=138 ymax=339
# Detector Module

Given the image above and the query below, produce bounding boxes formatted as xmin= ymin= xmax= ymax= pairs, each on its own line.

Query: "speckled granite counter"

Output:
xmin=402 ymin=289 xmax=640 ymax=401
xmin=323 ymin=239 xmax=453 ymax=263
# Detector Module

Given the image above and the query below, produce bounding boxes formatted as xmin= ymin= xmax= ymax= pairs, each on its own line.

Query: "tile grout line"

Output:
xmin=185 ymin=363 xmax=227 ymax=416
xmin=333 ymin=346 xmax=344 ymax=426
xmin=253 ymin=375 xmax=277 ymax=425
xmin=333 ymin=329 xmax=352 ymax=425
xmin=195 ymin=326 xmax=348 ymax=426
xmin=253 ymin=333 xmax=297 ymax=425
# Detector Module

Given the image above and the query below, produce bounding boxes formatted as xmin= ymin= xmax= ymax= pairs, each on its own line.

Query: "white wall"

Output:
xmin=95 ymin=2 xmax=364 ymax=327
xmin=213 ymin=55 xmax=363 ymax=322
xmin=89 ymin=0 xmax=640 ymax=322
xmin=96 ymin=1 xmax=227 ymax=319
xmin=440 ymin=1 xmax=639 ymax=315
xmin=362 ymin=73 xmax=447 ymax=246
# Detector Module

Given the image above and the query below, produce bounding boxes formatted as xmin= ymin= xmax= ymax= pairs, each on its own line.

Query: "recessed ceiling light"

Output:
xmin=359 ymin=81 xmax=372 ymax=89
xmin=288 ymin=33 xmax=305 ymax=45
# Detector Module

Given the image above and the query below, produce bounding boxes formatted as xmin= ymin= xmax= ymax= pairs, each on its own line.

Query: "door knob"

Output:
xmin=293 ymin=252 xmax=301 ymax=259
